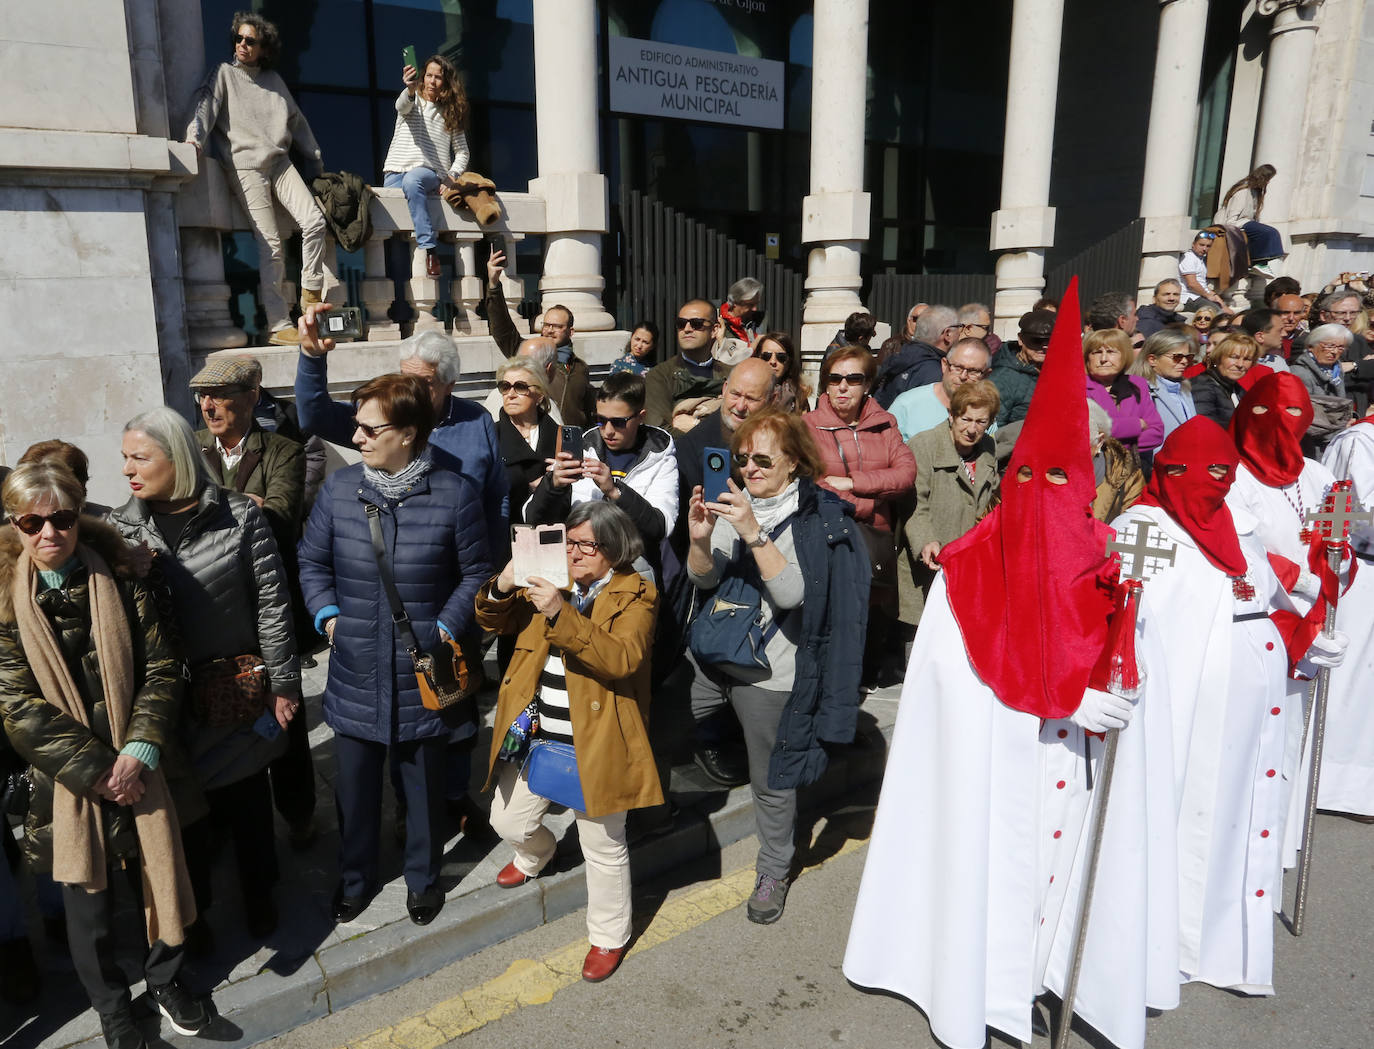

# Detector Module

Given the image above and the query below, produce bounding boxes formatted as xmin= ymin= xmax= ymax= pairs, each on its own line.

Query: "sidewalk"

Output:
xmin=10 ymin=652 xmax=901 ymax=1049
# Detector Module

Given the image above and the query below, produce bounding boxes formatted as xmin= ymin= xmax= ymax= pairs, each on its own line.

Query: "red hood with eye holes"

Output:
xmin=1228 ymin=371 xmax=1313 ymax=487
xmin=938 ymin=278 xmax=1119 ymax=720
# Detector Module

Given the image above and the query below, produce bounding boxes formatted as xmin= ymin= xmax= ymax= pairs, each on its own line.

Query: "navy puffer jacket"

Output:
xmin=297 ymin=457 xmax=491 ymax=743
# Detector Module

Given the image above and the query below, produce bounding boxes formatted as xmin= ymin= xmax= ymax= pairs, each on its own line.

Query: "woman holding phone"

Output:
xmin=382 ymin=52 xmax=470 ymax=277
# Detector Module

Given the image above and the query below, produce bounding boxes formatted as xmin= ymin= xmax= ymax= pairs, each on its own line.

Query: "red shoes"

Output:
xmin=581 ymin=945 xmax=626 ymax=982
xmin=495 ymin=861 xmax=531 ymax=888
xmin=425 ymin=251 xmax=441 ymax=277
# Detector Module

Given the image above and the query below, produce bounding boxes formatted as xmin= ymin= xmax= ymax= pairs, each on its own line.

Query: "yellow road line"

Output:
xmin=345 ymin=827 xmax=869 ymax=1049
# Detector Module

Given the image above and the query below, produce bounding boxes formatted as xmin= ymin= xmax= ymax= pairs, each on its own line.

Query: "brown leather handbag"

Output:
xmin=191 ymin=654 xmax=269 ymax=727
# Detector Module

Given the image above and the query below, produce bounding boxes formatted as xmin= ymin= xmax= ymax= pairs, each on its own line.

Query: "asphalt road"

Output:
xmin=257 ymin=797 xmax=1374 ymax=1049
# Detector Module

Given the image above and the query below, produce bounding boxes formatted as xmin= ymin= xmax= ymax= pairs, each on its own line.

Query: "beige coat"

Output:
xmin=897 ymin=422 xmax=999 ymax=626
xmin=476 ymin=570 xmax=663 ymax=818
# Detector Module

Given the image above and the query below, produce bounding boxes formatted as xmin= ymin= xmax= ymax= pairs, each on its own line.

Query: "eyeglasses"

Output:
xmin=731 ymin=452 xmax=776 ymax=470
xmin=1157 ymin=352 xmax=1192 ymax=364
xmin=675 ymin=316 xmax=712 ymax=331
xmin=193 ymin=385 xmax=248 ymax=403
xmin=595 ymin=414 xmax=635 ymax=429
xmin=961 ymin=322 xmax=990 ymax=333
xmin=11 ymin=510 xmax=79 ymax=536
xmin=1327 ymin=310 xmax=1360 ymax=321
xmin=497 ymin=380 xmax=534 ymax=395
xmin=1313 ymin=341 xmax=1348 ymax=353
xmin=758 ymin=351 xmax=789 ymax=363
xmin=825 ymin=372 xmax=867 ymax=387
xmin=234 ymin=33 xmax=259 ymax=46
xmin=946 ymin=363 xmax=989 ymax=378
xmin=353 ymin=419 xmax=397 ymax=438
xmin=565 ymin=538 xmax=601 ymax=555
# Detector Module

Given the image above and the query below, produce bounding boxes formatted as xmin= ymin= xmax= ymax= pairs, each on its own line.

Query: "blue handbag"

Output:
xmin=524 ymin=739 xmax=585 ymax=811
xmin=688 ymin=516 xmax=794 ymax=677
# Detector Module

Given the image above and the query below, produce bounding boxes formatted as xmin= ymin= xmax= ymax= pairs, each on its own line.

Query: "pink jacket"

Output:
xmin=806 ymin=394 xmax=917 ymax=531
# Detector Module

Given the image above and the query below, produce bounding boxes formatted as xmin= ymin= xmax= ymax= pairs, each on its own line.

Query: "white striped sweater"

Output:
xmin=382 ymin=89 xmax=469 ymax=178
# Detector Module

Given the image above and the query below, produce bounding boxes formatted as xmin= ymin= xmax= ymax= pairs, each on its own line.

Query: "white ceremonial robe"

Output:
xmin=1226 ymin=460 xmax=1337 ymax=868
xmin=1319 ymin=427 xmax=1374 ymax=815
xmin=1114 ymin=504 xmax=1291 ymax=994
xmin=844 ymin=575 xmax=1180 ymax=1049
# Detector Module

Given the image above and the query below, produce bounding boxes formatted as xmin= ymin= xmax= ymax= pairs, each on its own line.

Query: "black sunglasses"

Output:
xmin=758 ymin=350 xmax=789 ymax=363
xmin=595 ymin=414 xmax=635 ymax=429
xmin=234 ymin=33 xmax=260 ymax=46
xmin=732 ymin=452 xmax=775 ymax=470
xmin=675 ymin=316 xmax=712 ymax=331
xmin=497 ymin=380 xmax=534 ymax=395
xmin=825 ymin=372 xmax=867 ymax=387
xmin=353 ymin=419 xmax=397 ymax=438
xmin=11 ymin=510 xmax=79 ymax=536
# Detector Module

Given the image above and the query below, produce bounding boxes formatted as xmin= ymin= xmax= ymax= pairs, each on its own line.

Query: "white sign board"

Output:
xmin=608 ymin=36 xmax=784 ymax=130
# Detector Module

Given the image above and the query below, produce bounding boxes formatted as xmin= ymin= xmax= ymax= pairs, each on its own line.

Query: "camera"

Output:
xmin=321 ymin=306 xmax=364 ymax=341
xmin=706 ymin=451 xmax=726 ymax=472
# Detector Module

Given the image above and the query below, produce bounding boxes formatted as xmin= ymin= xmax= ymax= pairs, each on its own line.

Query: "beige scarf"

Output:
xmin=12 ymin=544 xmax=195 ymax=946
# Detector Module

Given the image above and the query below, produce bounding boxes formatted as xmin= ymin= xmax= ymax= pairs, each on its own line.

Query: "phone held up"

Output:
xmin=558 ymin=425 xmax=584 ymax=462
xmin=703 ymin=446 xmax=732 ymax=502
xmin=321 ymin=306 xmax=364 ymax=341
xmin=511 ymin=524 xmax=570 ymax=590
xmin=402 ymin=45 xmax=419 ymax=75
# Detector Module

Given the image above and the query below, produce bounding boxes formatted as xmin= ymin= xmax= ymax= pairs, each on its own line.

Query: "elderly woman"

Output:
xmin=1291 ymin=322 xmax=1355 ymax=402
xmin=1 ymin=462 xmax=210 ymax=1047
xmin=1191 ymin=302 xmax=1222 ymax=344
xmin=1083 ymin=328 xmax=1165 ymax=453
xmin=806 ymin=345 xmax=917 ymax=687
xmin=688 ymin=409 xmax=869 ymax=925
xmin=476 ymin=502 xmax=658 ymax=983
xmin=1191 ymin=333 xmax=1260 ymax=428
xmin=754 ymin=331 xmax=810 ymax=413
xmin=298 ymin=374 xmax=490 ymax=928
xmin=1087 ymin=399 xmax=1145 ymax=522
xmin=898 ymin=381 xmax=1000 ymax=628
xmin=1131 ymin=328 xmax=1198 ymax=437
xmin=109 ymin=407 xmax=298 ymax=945
xmin=495 ymin=358 xmax=559 ymax=532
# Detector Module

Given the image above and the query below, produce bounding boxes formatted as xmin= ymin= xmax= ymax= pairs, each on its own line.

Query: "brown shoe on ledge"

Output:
xmin=300 ymin=287 xmax=322 ymax=309
xmin=581 ymin=945 xmax=626 ymax=982
xmin=269 ymin=325 xmax=301 ymax=346
xmin=495 ymin=861 xmax=531 ymax=888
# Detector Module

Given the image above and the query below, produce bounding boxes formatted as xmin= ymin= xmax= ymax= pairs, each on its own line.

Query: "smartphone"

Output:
xmin=321 ymin=306 xmax=364 ymax=341
xmin=483 ymin=231 xmax=507 ymax=260
xmin=558 ymin=425 xmax=584 ymax=462
xmin=512 ymin=524 xmax=569 ymax=589
xmin=402 ymin=45 xmax=419 ymax=73
xmin=703 ymin=446 xmax=732 ymax=502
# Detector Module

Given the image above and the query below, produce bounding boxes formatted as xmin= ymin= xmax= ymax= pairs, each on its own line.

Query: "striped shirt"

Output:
xmin=535 ymin=648 xmax=573 ymax=744
xmin=382 ymin=89 xmax=470 ymax=178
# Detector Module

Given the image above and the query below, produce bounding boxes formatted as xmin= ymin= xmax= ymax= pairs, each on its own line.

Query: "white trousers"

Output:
xmin=227 ymin=157 xmax=327 ymax=330
xmin=490 ymin=760 xmax=631 ymax=949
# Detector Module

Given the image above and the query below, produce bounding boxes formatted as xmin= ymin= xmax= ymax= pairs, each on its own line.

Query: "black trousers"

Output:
xmin=268 ymin=703 xmax=317 ymax=826
xmin=62 ymin=862 xmax=183 ymax=1017
xmin=183 ymin=769 xmax=279 ymax=913
xmin=335 ymin=734 xmax=446 ymax=896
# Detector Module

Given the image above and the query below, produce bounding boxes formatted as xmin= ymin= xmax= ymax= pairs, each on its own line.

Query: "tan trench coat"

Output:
xmin=476 ymin=570 xmax=664 ymax=818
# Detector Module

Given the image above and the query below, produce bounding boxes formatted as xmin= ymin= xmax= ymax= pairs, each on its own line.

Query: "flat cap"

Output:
xmin=189 ymin=356 xmax=262 ymax=390
xmin=1017 ymin=310 xmax=1056 ymax=341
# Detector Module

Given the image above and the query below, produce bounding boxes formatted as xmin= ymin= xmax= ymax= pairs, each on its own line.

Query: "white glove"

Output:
xmin=1308 ymin=629 xmax=1350 ymax=669
xmin=1069 ymin=687 xmax=1134 ymax=734
xmin=1293 ymin=570 xmax=1322 ymax=601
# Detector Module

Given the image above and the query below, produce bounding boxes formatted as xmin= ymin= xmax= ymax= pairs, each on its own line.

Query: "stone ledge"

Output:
xmin=0 ymin=129 xmax=196 ymax=178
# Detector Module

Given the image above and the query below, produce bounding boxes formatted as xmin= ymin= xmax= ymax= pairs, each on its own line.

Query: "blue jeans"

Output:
xmin=384 ymin=168 xmax=442 ymax=251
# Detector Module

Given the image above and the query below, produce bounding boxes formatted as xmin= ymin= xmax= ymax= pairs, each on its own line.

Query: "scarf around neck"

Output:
xmin=749 ymin=480 xmax=801 ymax=534
xmin=12 ymin=543 xmax=195 ymax=945
xmin=364 ymin=444 xmax=434 ymax=498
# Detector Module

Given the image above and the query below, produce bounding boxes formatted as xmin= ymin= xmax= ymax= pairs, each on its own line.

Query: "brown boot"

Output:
xmin=300 ymin=287 xmax=323 ymax=310
xmin=269 ymin=325 xmax=301 ymax=346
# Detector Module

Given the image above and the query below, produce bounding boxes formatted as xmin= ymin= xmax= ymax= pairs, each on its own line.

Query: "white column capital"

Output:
xmin=1256 ymin=0 xmax=1323 ymax=19
xmin=801 ymin=190 xmax=870 ymax=244
xmin=527 ymin=172 xmax=608 ymax=234
xmin=990 ymin=206 xmax=1056 ymax=252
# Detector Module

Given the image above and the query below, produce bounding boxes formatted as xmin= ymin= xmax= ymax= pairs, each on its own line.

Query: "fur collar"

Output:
xmin=0 ymin=516 xmax=135 ymax=624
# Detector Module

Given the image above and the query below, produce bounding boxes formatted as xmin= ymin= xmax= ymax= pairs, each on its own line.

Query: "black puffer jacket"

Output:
xmin=311 ymin=171 xmax=374 ymax=253
xmin=108 ymin=485 xmax=298 ymax=789
xmin=0 ymin=518 xmax=203 ymax=871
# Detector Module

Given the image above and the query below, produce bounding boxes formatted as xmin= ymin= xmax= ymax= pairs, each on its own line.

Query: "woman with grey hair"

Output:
xmin=476 ymin=500 xmax=660 ymax=983
xmin=494 ymin=357 xmax=556 ymax=534
xmin=1131 ymin=328 xmax=1198 ymax=437
xmin=109 ymin=405 xmax=300 ymax=943
xmin=722 ymin=276 xmax=765 ymax=346
xmin=1087 ymin=397 xmax=1145 ymax=521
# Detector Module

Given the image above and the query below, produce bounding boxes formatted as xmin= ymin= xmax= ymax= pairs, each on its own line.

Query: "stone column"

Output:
xmin=1136 ymin=0 xmax=1211 ymax=303
xmin=1252 ymin=0 xmax=1325 ymax=226
xmin=529 ymin=0 xmax=614 ymax=330
xmin=800 ymin=0 xmax=871 ymax=363
xmin=990 ymin=0 xmax=1065 ymax=338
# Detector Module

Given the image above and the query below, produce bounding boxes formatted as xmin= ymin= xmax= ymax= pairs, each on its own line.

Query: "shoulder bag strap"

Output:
xmin=366 ymin=503 xmax=423 ymax=656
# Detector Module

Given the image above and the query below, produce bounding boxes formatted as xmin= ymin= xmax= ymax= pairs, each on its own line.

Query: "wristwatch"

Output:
xmin=745 ymin=533 xmax=769 ymax=549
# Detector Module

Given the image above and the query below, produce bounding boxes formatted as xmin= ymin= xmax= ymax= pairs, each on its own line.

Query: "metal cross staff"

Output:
xmin=1291 ymin=482 xmax=1371 ymax=936
xmin=1054 ymin=519 xmax=1177 ymax=1049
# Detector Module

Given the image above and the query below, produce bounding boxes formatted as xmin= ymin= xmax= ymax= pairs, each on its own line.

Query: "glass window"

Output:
xmin=296 ymin=92 xmax=377 ymax=180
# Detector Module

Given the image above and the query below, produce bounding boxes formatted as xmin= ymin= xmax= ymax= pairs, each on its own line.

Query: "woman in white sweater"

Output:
xmin=383 ymin=55 xmax=471 ymax=278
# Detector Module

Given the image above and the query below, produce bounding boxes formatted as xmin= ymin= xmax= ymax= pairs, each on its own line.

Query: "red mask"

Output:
xmin=1138 ymin=416 xmax=1246 ymax=576
xmin=1229 ymin=371 xmax=1313 ymax=487
xmin=941 ymin=278 xmax=1117 ymax=720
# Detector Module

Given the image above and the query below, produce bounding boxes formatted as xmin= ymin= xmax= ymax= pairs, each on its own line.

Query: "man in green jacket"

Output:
xmin=990 ymin=309 xmax=1054 ymax=428
xmin=190 ymin=357 xmax=316 ymax=847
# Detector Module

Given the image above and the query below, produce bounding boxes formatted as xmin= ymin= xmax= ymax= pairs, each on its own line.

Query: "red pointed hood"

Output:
xmin=1229 ymin=371 xmax=1313 ymax=487
xmin=1138 ymin=416 xmax=1247 ymax=576
xmin=940 ymin=278 xmax=1117 ymax=719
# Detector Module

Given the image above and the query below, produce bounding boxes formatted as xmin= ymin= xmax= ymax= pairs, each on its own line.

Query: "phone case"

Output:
xmin=511 ymin=525 xmax=570 ymax=589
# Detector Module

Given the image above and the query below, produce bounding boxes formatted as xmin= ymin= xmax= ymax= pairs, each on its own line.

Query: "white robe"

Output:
xmin=1114 ymin=504 xmax=1291 ymax=994
xmin=1319 ymin=426 xmax=1374 ymax=815
xmin=1226 ymin=460 xmax=1337 ymax=867
xmin=844 ymin=575 xmax=1179 ymax=1049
